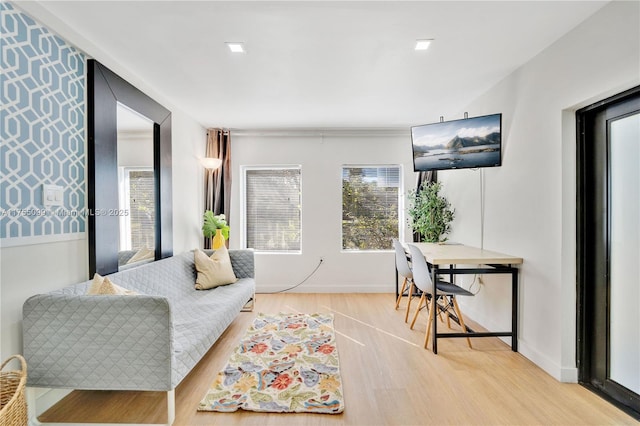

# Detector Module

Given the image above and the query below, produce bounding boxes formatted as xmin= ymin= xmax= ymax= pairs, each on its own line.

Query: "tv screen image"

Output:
xmin=411 ymin=113 xmax=502 ymax=172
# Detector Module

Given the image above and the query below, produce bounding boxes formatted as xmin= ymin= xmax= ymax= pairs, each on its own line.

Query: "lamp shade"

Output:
xmin=201 ymin=157 xmax=222 ymax=169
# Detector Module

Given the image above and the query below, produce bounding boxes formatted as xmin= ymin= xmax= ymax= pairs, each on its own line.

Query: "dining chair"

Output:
xmin=392 ymin=239 xmax=417 ymax=323
xmin=407 ymin=244 xmax=474 ymax=349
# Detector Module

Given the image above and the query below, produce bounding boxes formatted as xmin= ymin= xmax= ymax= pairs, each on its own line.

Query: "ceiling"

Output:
xmin=20 ymin=1 xmax=608 ymax=130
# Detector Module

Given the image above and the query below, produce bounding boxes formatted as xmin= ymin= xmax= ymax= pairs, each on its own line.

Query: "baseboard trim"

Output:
xmin=31 ymin=388 xmax=72 ymax=416
xmin=517 ymin=340 xmax=576 ymax=382
xmin=256 ymin=284 xmax=392 ymax=294
xmin=560 ymin=366 xmax=579 ymax=383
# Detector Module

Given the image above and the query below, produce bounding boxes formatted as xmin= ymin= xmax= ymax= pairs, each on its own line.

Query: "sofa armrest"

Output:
xmin=23 ymin=293 xmax=174 ymax=391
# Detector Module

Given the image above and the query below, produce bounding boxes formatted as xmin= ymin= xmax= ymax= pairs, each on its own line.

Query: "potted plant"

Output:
xmin=407 ymin=181 xmax=454 ymax=243
xmin=202 ymin=210 xmax=230 ymax=249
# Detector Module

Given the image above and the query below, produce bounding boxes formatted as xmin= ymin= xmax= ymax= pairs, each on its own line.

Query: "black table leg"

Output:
xmin=511 ymin=266 xmax=518 ymax=352
xmin=432 ymin=265 xmax=438 ymax=354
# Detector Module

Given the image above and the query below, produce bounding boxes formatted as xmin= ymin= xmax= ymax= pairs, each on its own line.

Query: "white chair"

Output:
xmin=407 ymin=244 xmax=474 ymax=349
xmin=392 ymin=239 xmax=417 ymax=323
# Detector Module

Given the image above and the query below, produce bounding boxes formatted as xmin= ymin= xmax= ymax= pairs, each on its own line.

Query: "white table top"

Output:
xmin=409 ymin=242 xmax=523 ymax=266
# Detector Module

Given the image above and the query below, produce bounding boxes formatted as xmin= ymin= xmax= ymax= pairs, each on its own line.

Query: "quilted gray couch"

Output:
xmin=22 ymin=249 xmax=255 ymax=425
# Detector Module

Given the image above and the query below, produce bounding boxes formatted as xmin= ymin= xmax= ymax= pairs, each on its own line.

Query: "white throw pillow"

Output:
xmin=194 ymin=246 xmax=238 ymax=290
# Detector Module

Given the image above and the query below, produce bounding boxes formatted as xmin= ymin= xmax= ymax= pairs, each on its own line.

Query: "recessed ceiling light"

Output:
xmin=415 ymin=39 xmax=433 ymax=51
xmin=226 ymin=42 xmax=245 ymax=53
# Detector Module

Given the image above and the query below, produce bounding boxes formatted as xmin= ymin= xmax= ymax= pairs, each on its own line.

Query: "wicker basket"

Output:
xmin=0 ymin=355 xmax=27 ymax=426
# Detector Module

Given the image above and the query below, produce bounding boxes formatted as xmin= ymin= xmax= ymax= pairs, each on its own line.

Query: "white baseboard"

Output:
xmin=560 ymin=366 xmax=579 ymax=383
xmin=256 ymin=284 xmax=393 ymax=293
xmin=517 ymin=340 xmax=577 ymax=383
xmin=30 ymin=388 xmax=72 ymax=416
xmin=517 ymin=340 xmax=561 ymax=381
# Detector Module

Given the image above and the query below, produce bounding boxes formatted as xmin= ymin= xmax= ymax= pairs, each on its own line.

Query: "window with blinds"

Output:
xmin=342 ymin=166 xmax=401 ymax=250
xmin=244 ymin=167 xmax=301 ymax=252
xmin=128 ymin=170 xmax=155 ymax=250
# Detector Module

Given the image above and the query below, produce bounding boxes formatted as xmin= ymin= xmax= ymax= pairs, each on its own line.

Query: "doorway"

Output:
xmin=577 ymin=86 xmax=640 ymax=418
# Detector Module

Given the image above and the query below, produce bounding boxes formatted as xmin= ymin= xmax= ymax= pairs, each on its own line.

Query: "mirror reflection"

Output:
xmin=116 ymin=102 xmax=156 ymax=269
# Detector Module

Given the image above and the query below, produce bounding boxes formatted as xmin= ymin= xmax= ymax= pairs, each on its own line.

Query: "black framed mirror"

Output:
xmin=88 ymin=59 xmax=172 ymax=276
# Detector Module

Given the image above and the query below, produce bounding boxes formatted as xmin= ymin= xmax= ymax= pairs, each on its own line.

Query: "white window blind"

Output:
xmin=342 ymin=166 xmax=400 ymax=250
xmin=244 ymin=167 xmax=301 ymax=252
xmin=128 ymin=170 xmax=155 ymax=250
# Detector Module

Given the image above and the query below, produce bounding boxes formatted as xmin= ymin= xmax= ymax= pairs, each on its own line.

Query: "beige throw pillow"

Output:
xmin=87 ymin=273 xmax=138 ymax=295
xmin=194 ymin=246 xmax=237 ymax=290
xmin=126 ymin=247 xmax=155 ymax=264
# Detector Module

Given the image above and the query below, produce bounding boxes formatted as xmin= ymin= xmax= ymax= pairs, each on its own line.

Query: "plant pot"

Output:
xmin=212 ymin=228 xmax=226 ymax=250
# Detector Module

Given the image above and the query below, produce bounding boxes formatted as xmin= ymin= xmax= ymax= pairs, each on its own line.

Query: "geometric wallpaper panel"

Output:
xmin=1 ymin=1 xmax=86 ymax=239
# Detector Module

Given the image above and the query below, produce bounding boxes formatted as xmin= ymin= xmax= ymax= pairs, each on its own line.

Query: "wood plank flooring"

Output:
xmin=39 ymin=293 xmax=638 ymax=425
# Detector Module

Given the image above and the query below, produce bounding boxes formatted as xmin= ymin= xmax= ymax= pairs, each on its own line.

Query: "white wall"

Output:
xmin=172 ymin=110 xmax=207 ymax=254
xmin=230 ymin=130 xmax=414 ymax=292
xmin=0 ymin=239 xmax=88 ymax=362
xmin=117 ymin=132 xmax=154 ymax=168
xmin=439 ymin=1 xmax=639 ymax=381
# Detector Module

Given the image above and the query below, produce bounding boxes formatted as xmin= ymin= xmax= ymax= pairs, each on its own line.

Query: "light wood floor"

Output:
xmin=40 ymin=293 xmax=638 ymax=425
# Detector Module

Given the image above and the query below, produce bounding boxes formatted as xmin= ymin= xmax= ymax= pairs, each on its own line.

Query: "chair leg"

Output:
xmin=452 ymin=297 xmax=472 ymax=349
xmin=395 ymin=277 xmax=408 ymax=309
xmin=424 ymin=300 xmax=436 ymax=349
xmin=404 ymin=283 xmax=414 ymax=323
xmin=444 ymin=296 xmax=452 ymax=329
xmin=410 ymin=292 xmax=426 ymax=329
xmin=437 ymin=296 xmax=446 ymax=323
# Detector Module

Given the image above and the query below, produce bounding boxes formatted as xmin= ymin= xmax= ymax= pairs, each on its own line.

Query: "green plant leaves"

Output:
xmin=407 ymin=181 xmax=455 ymax=242
xmin=202 ymin=210 xmax=230 ymax=239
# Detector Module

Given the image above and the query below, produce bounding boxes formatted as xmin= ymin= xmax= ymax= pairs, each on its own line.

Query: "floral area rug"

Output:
xmin=198 ymin=312 xmax=344 ymax=414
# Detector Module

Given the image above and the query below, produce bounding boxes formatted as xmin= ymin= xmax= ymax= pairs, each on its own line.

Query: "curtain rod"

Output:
xmin=206 ymin=128 xmax=230 ymax=135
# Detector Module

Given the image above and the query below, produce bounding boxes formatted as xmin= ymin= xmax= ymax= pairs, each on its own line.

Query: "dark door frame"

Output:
xmin=576 ymin=85 xmax=640 ymax=419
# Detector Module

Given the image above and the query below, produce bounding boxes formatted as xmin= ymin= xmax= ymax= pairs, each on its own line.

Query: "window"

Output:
xmin=243 ymin=167 xmax=301 ymax=252
xmin=342 ymin=165 xmax=401 ymax=250
xmin=119 ymin=167 xmax=155 ymax=251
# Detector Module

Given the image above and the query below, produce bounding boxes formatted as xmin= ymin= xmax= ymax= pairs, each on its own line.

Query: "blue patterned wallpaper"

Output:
xmin=1 ymin=1 xmax=86 ymax=239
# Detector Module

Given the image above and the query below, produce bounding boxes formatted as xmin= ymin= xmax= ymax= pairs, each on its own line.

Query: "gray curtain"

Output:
xmin=413 ymin=170 xmax=437 ymax=242
xmin=204 ymin=129 xmax=231 ymax=248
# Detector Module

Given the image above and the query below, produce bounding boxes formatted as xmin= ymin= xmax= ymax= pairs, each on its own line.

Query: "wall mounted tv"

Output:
xmin=411 ymin=113 xmax=502 ymax=172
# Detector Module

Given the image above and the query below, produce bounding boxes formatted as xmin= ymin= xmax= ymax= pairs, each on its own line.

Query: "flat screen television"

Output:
xmin=411 ymin=113 xmax=502 ymax=172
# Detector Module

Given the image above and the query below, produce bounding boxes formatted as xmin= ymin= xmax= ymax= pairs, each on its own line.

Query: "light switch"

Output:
xmin=42 ymin=184 xmax=64 ymax=206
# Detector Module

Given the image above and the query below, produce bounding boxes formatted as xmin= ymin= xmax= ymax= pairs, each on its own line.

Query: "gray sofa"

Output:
xmin=22 ymin=249 xmax=255 ymax=425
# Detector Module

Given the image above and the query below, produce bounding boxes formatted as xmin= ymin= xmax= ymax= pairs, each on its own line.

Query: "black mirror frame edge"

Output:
xmin=87 ymin=59 xmax=173 ymax=276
